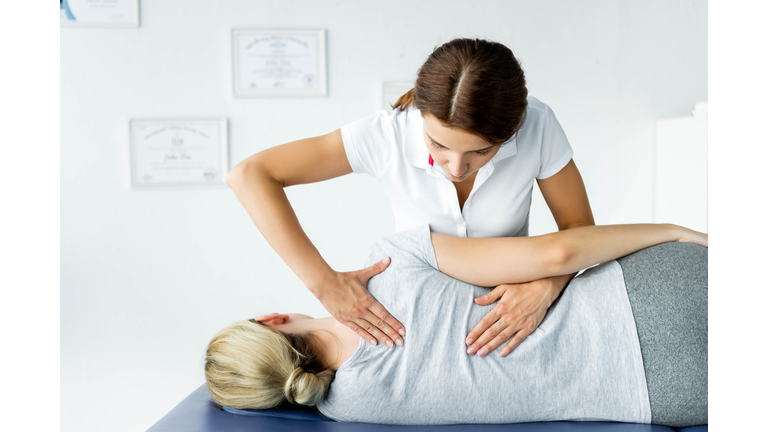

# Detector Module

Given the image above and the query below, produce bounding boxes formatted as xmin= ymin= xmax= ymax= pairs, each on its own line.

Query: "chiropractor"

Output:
xmin=226 ymin=38 xmax=594 ymax=358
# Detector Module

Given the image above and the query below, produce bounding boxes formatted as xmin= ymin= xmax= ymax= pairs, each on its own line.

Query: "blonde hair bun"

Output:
xmin=284 ymin=366 xmax=335 ymax=406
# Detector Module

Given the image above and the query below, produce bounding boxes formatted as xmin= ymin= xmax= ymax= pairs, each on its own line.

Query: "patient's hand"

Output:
xmin=466 ymin=275 xmax=568 ymax=357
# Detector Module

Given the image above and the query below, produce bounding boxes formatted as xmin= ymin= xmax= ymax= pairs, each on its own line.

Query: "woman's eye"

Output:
xmin=430 ymin=141 xmax=445 ymax=149
xmin=476 ymin=149 xmax=492 ymax=156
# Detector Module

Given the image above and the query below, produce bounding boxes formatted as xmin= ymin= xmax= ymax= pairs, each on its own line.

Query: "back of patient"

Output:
xmin=316 ymin=226 xmax=652 ymax=425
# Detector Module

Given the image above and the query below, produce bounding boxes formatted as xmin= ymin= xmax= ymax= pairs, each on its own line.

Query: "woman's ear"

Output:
xmin=253 ymin=313 xmax=290 ymax=326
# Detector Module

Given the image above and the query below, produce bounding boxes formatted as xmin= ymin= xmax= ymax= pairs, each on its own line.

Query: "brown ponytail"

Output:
xmin=392 ymin=38 xmax=528 ymax=145
xmin=391 ymin=88 xmax=416 ymax=111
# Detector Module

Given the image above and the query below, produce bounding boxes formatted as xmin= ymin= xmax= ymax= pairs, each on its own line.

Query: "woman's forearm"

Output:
xmin=431 ymin=224 xmax=680 ymax=287
xmin=226 ymin=156 xmax=334 ymax=292
xmin=555 ymin=224 xmax=679 ymax=275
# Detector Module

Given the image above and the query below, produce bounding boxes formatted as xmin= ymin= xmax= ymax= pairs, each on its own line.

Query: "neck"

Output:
xmin=276 ymin=316 xmax=360 ymax=371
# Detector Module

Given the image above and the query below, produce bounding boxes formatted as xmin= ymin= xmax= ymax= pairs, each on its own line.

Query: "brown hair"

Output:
xmin=205 ymin=320 xmax=335 ymax=409
xmin=392 ymin=38 xmax=528 ymax=145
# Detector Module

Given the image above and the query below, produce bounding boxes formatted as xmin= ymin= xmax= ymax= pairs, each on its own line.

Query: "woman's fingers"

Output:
xmin=367 ymin=301 xmax=405 ymax=345
xmin=345 ymin=321 xmax=378 ymax=346
xmin=352 ymin=301 xmax=400 ymax=348
xmin=353 ymin=259 xmax=405 ymax=347
xmin=340 ymin=302 xmax=403 ymax=347
xmin=351 ymin=314 xmax=399 ymax=348
xmin=483 ymin=326 xmax=525 ymax=358
xmin=468 ymin=320 xmax=509 ymax=356
xmin=499 ymin=330 xmax=531 ymax=357
xmin=466 ymin=308 xmax=501 ymax=347
xmin=466 ymin=285 xmax=509 ymax=345
xmin=362 ymin=316 xmax=396 ymax=348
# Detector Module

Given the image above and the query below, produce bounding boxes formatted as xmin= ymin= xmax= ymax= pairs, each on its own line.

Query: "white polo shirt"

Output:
xmin=341 ymin=96 xmax=573 ymax=238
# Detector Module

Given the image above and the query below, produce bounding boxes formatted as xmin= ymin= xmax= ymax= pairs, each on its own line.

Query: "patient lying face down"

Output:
xmin=204 ymin=225 xmax=707 ymax=425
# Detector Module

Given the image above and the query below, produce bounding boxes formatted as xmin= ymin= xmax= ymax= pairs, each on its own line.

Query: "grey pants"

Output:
xmin=616 ymin=242 xmax=708 ymax=427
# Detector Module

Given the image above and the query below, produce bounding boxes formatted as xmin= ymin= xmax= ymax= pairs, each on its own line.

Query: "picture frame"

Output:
xmin=232 ymin=28 xmax=327 ymax=97
xmin=60 ymin=0 xmax=140 ymax=28
xmin=128 ymin=118 xmax=229 ymax=188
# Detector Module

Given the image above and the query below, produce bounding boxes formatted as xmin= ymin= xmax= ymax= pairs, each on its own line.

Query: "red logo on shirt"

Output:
xmin=428 ymin=154 xmax=434 ymax=166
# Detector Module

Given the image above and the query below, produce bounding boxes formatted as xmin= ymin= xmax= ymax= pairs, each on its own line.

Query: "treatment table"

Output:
xmin=146 ymin=385 xmax=708 ymax=432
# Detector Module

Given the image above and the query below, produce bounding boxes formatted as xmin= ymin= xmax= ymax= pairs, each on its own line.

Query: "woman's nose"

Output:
xmin=447 ymin=156 xmax=466 ymax=177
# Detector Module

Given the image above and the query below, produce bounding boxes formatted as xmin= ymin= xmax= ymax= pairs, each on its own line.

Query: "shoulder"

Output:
xmin=342 ymin=106 xmax=420 ymax=150
xmin=526 ymin=96 xmax=550 ymax=114
xmin=523 ymin=96 xmax=556 ymax=124
xmin=370 ymin=105 xmax=418 ymax=130
xmin=516 ymin=96 xmax=562 ymax=139
xmin=366 ymin=225 xmax=437 ymax=270
xmin=344 ymin=108 xmax=398 ymax=137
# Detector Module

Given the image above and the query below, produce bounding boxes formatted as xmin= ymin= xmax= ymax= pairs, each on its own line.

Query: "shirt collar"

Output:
xmin=404 ymin=108 xmax=518 ymax=170
xmin=491 ymin=135 xmax=518 ymax=163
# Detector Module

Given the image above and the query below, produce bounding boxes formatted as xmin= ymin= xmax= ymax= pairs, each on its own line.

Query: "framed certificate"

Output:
xmin=382 ymin=81 xmax=414 ymax=110
xmin=60 ymin=0 xmax=140 ymax=28
xmin=129 ymin=118 xmax=229 ymax=188
xmin=232 ymin=28 xmax=327 ymax=97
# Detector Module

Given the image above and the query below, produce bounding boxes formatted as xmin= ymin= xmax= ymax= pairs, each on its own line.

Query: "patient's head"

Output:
xmin=204 ymin=319 xmax=335 ymax=409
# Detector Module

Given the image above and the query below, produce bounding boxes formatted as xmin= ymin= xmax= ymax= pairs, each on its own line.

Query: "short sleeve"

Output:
xmin=340 ymin=110 xmax=397 ymax=180
xmin=364 ymin=225 xmax=439 ymax=271
xmin=536 ymin=105 xmax=574 ymax=179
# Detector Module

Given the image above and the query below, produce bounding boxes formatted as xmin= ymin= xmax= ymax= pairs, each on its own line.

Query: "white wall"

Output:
xmin=656 ymin=102 xmax=708 ymax=233
xmin=60 ymin=1 xmax=707 ymax=431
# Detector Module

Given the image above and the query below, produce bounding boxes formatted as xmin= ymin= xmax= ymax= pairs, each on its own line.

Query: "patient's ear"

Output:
xmin=253 ymin=313 xmax=290 ymax=326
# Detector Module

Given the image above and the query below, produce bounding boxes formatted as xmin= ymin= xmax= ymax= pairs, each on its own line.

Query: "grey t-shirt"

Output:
xmin=316 ymin=226 xmax=651 ymax=425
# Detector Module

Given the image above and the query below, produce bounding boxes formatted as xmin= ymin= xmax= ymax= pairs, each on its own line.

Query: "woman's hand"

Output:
xmin=314 ymin=257 xmax=405 ymax=348
xmin=674 ymin=225 xmax=708 ymax=248
xmin=466 ymin=275 xmax=569 ymax=357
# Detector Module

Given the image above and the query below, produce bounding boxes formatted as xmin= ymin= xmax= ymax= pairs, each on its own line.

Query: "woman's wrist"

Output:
xmin=545 ymin=273 xmax=574 ymax=303
xmin=664 ymin=223 xmax=683 ymax=242
xmin=303 ymin=264 xmax=338 ymax=297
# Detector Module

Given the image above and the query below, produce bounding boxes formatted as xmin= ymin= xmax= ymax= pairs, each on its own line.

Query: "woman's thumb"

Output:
xmin=474 ymin=285 xmax=504 ymax=306
xmin=361 ymin=257 xmax=391 ymax=281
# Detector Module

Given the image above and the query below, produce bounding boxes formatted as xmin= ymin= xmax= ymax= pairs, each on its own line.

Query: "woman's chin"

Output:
xmin=448 ymin=174 xmax=470 ymax=182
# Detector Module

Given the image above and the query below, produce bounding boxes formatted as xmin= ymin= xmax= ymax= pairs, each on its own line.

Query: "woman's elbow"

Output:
xmin=545 ymin=235 xmax=572 ymax=276
xmin=226 ymin=156 xmax=265 ymax=189
xmin=225 ymin=161 xmax=246 ymax=188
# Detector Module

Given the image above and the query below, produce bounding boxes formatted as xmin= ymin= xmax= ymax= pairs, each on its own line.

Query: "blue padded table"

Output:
xmin=146 ymin=385 xmax=707 ymax=432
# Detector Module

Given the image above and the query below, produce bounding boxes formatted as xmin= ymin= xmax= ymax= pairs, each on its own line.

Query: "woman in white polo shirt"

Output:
xmin=227 ymin=38 xmax=594 ymax=359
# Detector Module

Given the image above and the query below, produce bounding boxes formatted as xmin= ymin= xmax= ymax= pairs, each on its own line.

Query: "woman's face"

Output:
xmin=422 ymin=113 xmax=501 ymax=183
